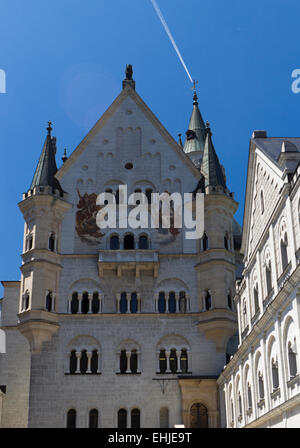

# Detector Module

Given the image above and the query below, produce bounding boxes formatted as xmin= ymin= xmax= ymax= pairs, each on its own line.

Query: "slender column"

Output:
xmin=126 ymin=293 xmax=130 ymax=314
xmin=176 ymin=350 xmax=181 ymax=373
xmin=262 ymin=332 xmax=270 ymax=411
xmin=165 ymin=350 xmax=171 ymax=373
xmin=75 ymin=351 xmax=82 ymax=374
xmin=67 ymin=298 xmax=71 ymax=313
xmin=99 ymin=294 xmax=103 ymax=313
xmin=88 ymin=293 xmax=92 ymax=314
xmin=154 ymin=293 xmax=159 ymax=312
xmin=249 ymin=348 xmax=258 ymax=420
xmin=87 ymin=351 xmax=92 ymax=373
xmin=276 ymin=313 xmax=287 ymax=401
xmin=186 ymin=293 xmax=190 ymax=312
xmin=175 ymin=293 xmax=179 ymax=313
xmin=116 ymin=294 xmax=120 ymax=313
xmin=137 ymin=351 xmax=141 ymax=373
xmin=156 ymin=350 xmax=160 ymax=372
xmin=79 ymin=294 xmax=83 ymax=314
xmin=166 ymin=295 xmax=169 ymax=313
xmin=52 ymin=293 xmax=56 ymax=312
xmin=137 ymin=293 xmax=141 ymax=313
xmin=97 ymin=351 xmax=101 ymax=373
xmin=126 ymin=351 xmax=131 ymax=373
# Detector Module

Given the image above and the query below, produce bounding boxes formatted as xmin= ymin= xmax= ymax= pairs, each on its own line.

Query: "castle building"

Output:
xmin=0 ymin=66 xmax=242 ymax=428
xmin=218 ymin=132 xmax=300 ymax=428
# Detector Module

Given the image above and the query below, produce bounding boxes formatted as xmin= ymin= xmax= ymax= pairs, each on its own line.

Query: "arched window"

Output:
xmin=130 ymin=292 xmax=138 ymax=314
xmin=22 ymin=291 xmax=30 ymax=311
xmin=145 ymin=189 xmax=153 ymax=204
xmin=130 ymin=350 xmax=138 ymax=374
xmin=224 ymin=234 xmax=229 ymax=250
xmin=180 ymin=349 xmax=188 ymax=373
xmin=110 ymin=235 xmax=120 ymax=250
xmin=49 ymin=233 xmax=55 ymax=252
xmin=118 ymin=409 xmax=127 ymax=428
xmin=89 ymin=409 xmax=98 ymax=428
xmin=80 ymin=350 xmax=88 ymax=374
xmin=168 ymin=292 xmax=176 ymax=313
xmin=179 ymin=291 xmax=187 ymax=313
xmin=46 ymin=291 xmax=53 ymax=312
xmin=71 ymin=292 xmax=79 ymax=314
xmin=120 ymin=292 xmax=127 ymax=314
xmin=120 ymin=350 xmax=127 ymax=374
xmin=253 ymin=286 xmax=259 ymax=314
xmin=238 ymin=393 xmax=242 ymax=417
xmin=91 ymin=350 xmax=98 ymax=374
xmin=159 ymin=349 xmax=167 ymax=373
xmin=260 ymin=190 xmax=265 ymax=214
xmin=138 ymin=235 xmax=149 ymax=250
xmin=243 ymin=300 xmax=247 ymax=328
xmin=227 ymin=291 xmax=232 ymax=309
xmin=205 ymin=291 xmax=212 ymax=311
xmin=271 ymin=359 xmax=279 ymax=390
xmin=27 ymin=234 xmax=33 ymax=251
xmin=81 ymin=292 xmax=89 ymax=314
xmin=69 ymin=350 xmax=77 ymax=374
xmin=258 ymin=373 xmax=264 ymax=400
xmin=202 ymin=233 xmax=208 ymax=251
xmin=265 ymin=261 xmax=272 ymax=296
xmin=66 ymin=409 xmax=76 ymax=428
xmin=169 ymin=349 xmax=177 ymax=373
xmin=247 ymin=383 xmax=252 ymax=409
xmin=158 ymin=292 xmax=166 ymax=313
xmin=124 ymin=234 xmax=134 ymax=250
xmin=160 ymin=407 xmax=169 ymax=428
xmin=190 ymin=403 xmax=208 ymax=428
xmin=288 ymin=341 xmax=298 ymax=378
xmin=92 ymin=292 xmax=100 ymax=314
xmin=280 ymin=234 xmax=289 ymax=271
xmin=131 ymin=409 xmax=140 ymax=428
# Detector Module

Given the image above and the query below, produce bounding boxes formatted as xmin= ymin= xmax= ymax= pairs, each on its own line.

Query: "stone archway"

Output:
xmin=190 ymin=403 xmax=208 ymax=428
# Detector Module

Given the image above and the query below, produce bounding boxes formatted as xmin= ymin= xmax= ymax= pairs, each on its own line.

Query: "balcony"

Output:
xmin=98 ymin=250 xmax=159 ymax=278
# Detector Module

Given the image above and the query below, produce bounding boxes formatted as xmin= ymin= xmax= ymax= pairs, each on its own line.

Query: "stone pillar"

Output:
xmin=165 ymin=350 xmax=171 ymax=373
xmin=79 ymin=294 xmax=83 ymax=314
xmin=99 ymin=294 xmax=103 ymax=313
xmin=116 ymin=294 xmax=120 ymax=313
xmin=126 ymin=293 xmax=130 ymax=314
xmin=75 ymin=351 xmax=82 ymax=374
xmin=137 ymin=293 xmax=141 ymax=313
xmin=88 ymin=293 xmax=92 ymax=314
xmin=175 ymin=293 xmax=179 ymax=313
xmin=126 ymin=351 xmax=131 ymax=373
xmin=154 ymin=293 xmax=159 ymax=312
xmin=176 ymin=350 xmax=181 ymax=373
xmin=87 ymin=351 xmax=92 ymax=373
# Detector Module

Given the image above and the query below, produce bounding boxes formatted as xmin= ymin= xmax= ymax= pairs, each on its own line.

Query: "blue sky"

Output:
xmin=0 ymin=0 xmax=299 ymax=289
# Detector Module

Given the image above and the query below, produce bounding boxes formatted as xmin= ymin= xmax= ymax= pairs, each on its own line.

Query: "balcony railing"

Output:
xmin=98 ymin=249 xmax=159 ymax=278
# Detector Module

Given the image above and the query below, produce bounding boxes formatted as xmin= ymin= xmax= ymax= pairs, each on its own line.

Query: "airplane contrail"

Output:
xmin=150 ymin=0 xmax=194 ymax=84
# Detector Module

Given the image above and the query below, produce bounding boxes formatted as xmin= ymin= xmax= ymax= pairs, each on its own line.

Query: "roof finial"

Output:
xmin=47 ymin=121 xmax=52 ymax=135
xmin=62 ymin=148 xmax=68 ymax=164
xmin=178 ymin=133 xmax=183 ymax=147
xmin=192 ymin=80 xmax=198 ymax=105
xmin=123 ymin=64 xmax=135 ymax=90
xmin=205 ymin=120 xmax=212 ymax=135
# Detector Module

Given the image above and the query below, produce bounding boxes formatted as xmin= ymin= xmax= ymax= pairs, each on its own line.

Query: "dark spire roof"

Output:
xmin=183 ymin=91 xmax=206 ymax=155
xmin=30 ymin=122 xmax=63 ymax=194
xmin=200 ymin=121 xmax=227 ymax=189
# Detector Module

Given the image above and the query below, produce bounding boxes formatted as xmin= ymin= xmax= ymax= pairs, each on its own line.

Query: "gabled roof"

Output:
xmin=56 ymin=85 xmax=201 ymax=180
xmin=183 ymin=92 xmax=206 ymax=156
xmin=30 ymin=122 xmax=63 ymax=194
xmin=200 ymin=123 xmax=227 ymax=189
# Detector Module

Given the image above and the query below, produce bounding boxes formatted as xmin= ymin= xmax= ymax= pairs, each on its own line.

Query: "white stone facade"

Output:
xmin=218 ymin=134 xmax=300 ymax=428
xmin=0 ymin=77 xmax=240 ymax=428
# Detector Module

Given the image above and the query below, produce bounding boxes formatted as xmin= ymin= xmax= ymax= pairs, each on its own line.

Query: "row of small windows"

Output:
xmin=104 ymin=188 xmax=153 ymax=205
xmin=110 ymin=234 xmax=149 ymax=250
xmin=21 ymin=289 xmax=233 ymax=314
xmin=201 ymin=232 xmax=232 ymax=251
xmin=230 ymin=341 xmax=298 ymax=423
xmin=24 ymin=232 xmax=57 ymax=252
xmin=68 ymin=348 xmax=190 ymax=375
xmin=67 ymin=404 xmax=208 ymax=428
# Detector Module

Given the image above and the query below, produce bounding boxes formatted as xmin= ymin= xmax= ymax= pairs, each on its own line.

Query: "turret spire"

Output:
xmin=200 ymin=121 xmax=227 ymax=191
xmin=183 ymin=90 xmax=206 ymax=157
xmin=30 ymin=122 xmax=63 ymax=195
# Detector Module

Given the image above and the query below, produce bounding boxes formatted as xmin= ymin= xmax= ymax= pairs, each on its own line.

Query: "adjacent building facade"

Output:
xmin=0 ymin=67 xmax=242 ymax=428
xmin=218 ymin=133 xmax=300 ymax=428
